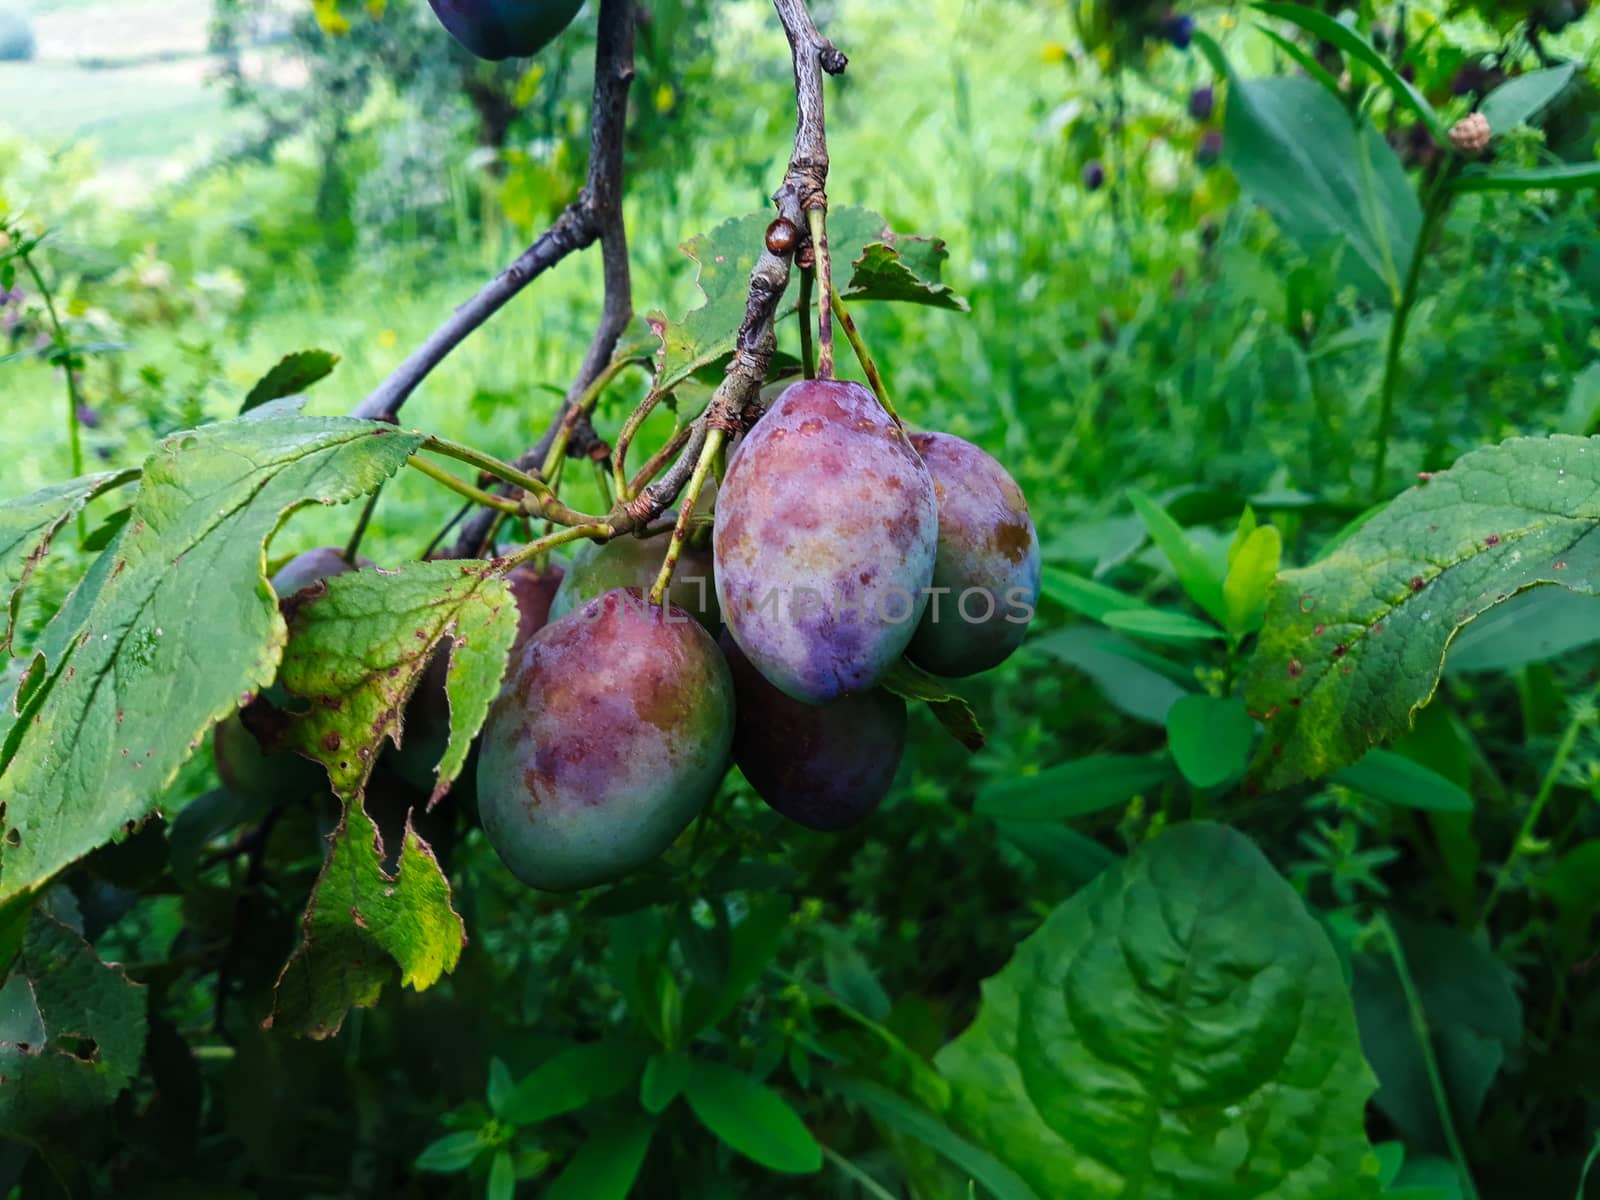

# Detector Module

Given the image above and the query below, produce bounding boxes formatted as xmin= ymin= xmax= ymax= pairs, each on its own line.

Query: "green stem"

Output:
xmin=830 ymin=287 xmax=900 ymax=424
xmin=540 ymin=354 xmax=636 ymax=480
xmin=1375 ymin=915 xmax=1480 ymax=1200
xmin=343 ymin=485 xmax=382 ymax=565
xmin=422 ymin=436 xmax=550 ymax=501
xmin=806 ymin=208 xmax=834 ymax=379
xmin=498 ymin=522 xmax=612 ymax=571
xmin=614 ymin=387 xmax=666 ymax=501
xmin=21 ymin=252 xmax=84 ymax=483
xmin=798 ymin=266 xmax=816 ymax=379
xmin=647 ymin=428 xmax=725 ymax=606
xmin=819 ymin=1145 xmax=898 ymax=1200
xmin=1370 ymin=163 xmax=1458 ymax=502
xmin=1478 ymin=683 xmax=1595 ymax=928
xmin=406 ymin=455 xmax=524 ymax=515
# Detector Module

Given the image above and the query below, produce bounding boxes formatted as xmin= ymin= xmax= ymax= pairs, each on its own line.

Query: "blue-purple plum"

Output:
xmin=550 ymin=529 xmax=718 ymax=631
xmin=427 ymin=0 xmax=583 ymax=61
xmin=714 ymin=380 xmax=938 ymax=705
xmin=906 ymin=432 xmax=1040 ymax=678
xmin=719 ymin=631 xmax=905 ymax=831
xmin=476 ymin=588 xmax=734 ymax=891
xmin=270 ymin=547 xmax=370 ymax=598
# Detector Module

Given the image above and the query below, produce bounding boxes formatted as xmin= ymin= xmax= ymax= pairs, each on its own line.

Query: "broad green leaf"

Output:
xmin=1030 ymin=627 xmax=1189 ymax=725
xmin=1561 ymin=362 xmax=1600 ymax=436
xmin=269 ymin=561 xmax=517 ymax=802
xmin=1249 ymin=5 xmax=1447 ymax=142
xmin=487 ymin=1148 xmax=514 ymax=1200
xmin=1102 ymin=608 xmax=1221 ymax=644
xmin=1479 ymin=63 xmax=1578 ymax=137
xmin=641 ymin=1049 xmax=692 ymax=1114
xmin=821 ymin=930 xmax=891 ymax=1023
xmin=977 ymin=755 xmax=1172 ymax=822
xmin=0 ymin=415 xmax=423 ymax=903
xmin=487 ymin=1058 xmax=514 ymax=1116
xmin=1127 ymin=490 xmax=1228 ymax=625
xmin=1455 ymin=162 xmax=1600 ymax=193
xmin=0 ymin=468 xmax=140 ymax=653
xmin=0 ymin=910 xmax=147 ymax=1139
xmin=821 ymin=1072 xmax=1041 ymax=1200
xmin=1224 ymin=523 xmax=1283 ymax=635
xmin=1166 ymin=695 xmax=1254 ymax=788
xmin=994 ymin=823 xmax=1119 ymax=888
xmin=881 ymin=659 xmax=985 ymax=752
xmin=415 ymin=1129 xmax=489 ymax=1173
xmin=546 ymin=1119 xmax=655 ymax=1200
xmin=500 ymin=1038 xmax=647 ymax=1126
xmin=684 ymin=1059 xmax=822 ymax=1174
xmin=1037 ymin=566 xmax=1143 ymax=622
xmin=266 ymin=803 xmax=464 ymax=1038
xmin=683 ymin=892 xmax=791 ymax=1036
xmin=1244 ymin=435 xmax=1600 ymax=788
xmin=841 ymin=236 xmax=969 ymax=312
xmin=1333 ymin=750 xmax=1473 ymax=813
xmin=936 ymin=822 xmax=1379 ymax=1200
xmin=1198 ymin=36 xmax=1421 ymax=301
xmin=240 ymin=349 xmax=340 ymax=414
xmin=1444 ymin=585 xmax=1600 ymax=673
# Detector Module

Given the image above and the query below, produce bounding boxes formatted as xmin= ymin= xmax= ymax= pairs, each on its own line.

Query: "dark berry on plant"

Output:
xmin=1197 ymin=129 xmax=1224 ymax=166
xmin=1083 ymin=159 xmax=1107 ymax=191
xmin=1164 ymin=13 xmax=1195 ymax=50
xmin=426 ymin=0 xmax=584 ymax=61
xmin=1189 ymin=85 xmax=1215 ymax=121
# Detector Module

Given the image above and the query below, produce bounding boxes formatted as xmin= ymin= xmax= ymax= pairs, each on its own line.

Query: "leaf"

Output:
xmin=935 ymin=822 xmax=1379 ymax=1200
xmin=1244 ymin=434 xmax=1600 ymax=788
xmin=1561 ymin=362 xmax=1600 ymax=436
xmin=977 ymin=755 xmax=1172 ymax=822
xmin=487 ymin=1058 xmax=514 ymax=1117
xmin=240 ymin=350 xmax=340 ymax=414
xmin=1166 ymin=695 xmax=1254 ymax=788
xmin=80 ymin=506 xmax=132 ymax=553
xmin=1197 ymin=36 xmax=1421 ymax=301
xmin=265 ymin=804 xmax=465 ymax=1038
xmin=994 ymin=823 xmax=1119 ymax=889
xmin=1127 ymin=490 xmax=1228 ymax=625
xmin=881 ymin=659 xmax=985 ymax=752
xmin=1444 ymin=584 xmax=1600 ymax=673
xmin=1102 ymin=608 xmax=1222 ymax=644
xmin=1037 ymin=566 xmax=1144 ymax=622
xmin=488 ymin=1148 xmax=514 ymax=1200
xmin=1224 ymin=523 xmax=1283 ymax=635
xmin=0 ymin=909 xmax=148 ymax=1139
xmin=841 ymin=236 xmax=969 ymax=311
xmin=1249 ymin=5 xmax=1447 ymax=142
xmin=415 ymin=1129 xmax=489 ymax=1173
xmin=0 ymin=468 xmax=141 ymax=653
xmin=269 ymin=561 xmax=518 ymax=802
xmin=683 ymin=1059 xmax=822 ymax=1175
xmin=641 ymin=1050 xmax=692 ymax=1114
xmin=0 ymin=415 xmax=424 ymax=903
xmin=1479 ymin=63 xmax=1578 ymax=136
xmin=821 ymin=930 xmax=891 ymax=1023
xmin=1333 ymin=750 xmax=1473 ymax=814
xmin=546 ymin=1119 xmax=655 ymax=1200
xmin=1455 ymin=162 xmax=1600 ymax=193
xmin=500 ymin=1039 xmax=647 ymax=1126
xmin=1030 ymin=627 xmax=1190 ymax=725
xmin=821 ymin=1072 xmax=1041 ymax=1200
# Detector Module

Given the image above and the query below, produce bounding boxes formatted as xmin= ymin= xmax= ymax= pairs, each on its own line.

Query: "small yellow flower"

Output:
xmin=654 ymin=83 xmax=675 ymax=113
xmin=1219 ymin=12 xmax=1237 ymax=30
xmin=378 ymin=329 xmax=398 ymax=349
xmin=1040 ymin=41 xmax=1067 ymax=64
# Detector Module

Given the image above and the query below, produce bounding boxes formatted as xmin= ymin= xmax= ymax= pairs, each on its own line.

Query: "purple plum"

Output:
xmin=476 ymin=588 xmax=733 ymax=891
xmin=550 ymin=529 xmax=718 ymax=631
xmin=714 ymin=379 xmax=938 ymax=705
xmin=427 ymin=0 xmax=584 ymax=61
xmin=906 ymin=432 xmax=1040 ymax=678
xmin=719 ymin=631 xmax=905 ymax=831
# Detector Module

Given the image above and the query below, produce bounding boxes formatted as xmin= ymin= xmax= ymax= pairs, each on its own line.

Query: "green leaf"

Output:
xmin=683 ymin=1059 xmax=822 ymax=1174
xmin=0 ymin=468 xmax=141 ymax=653
xmin=166 ymin=787 xmax=270 ymax=891
xmin=881 ymin=659 xmax=985 ymax=752
xmin=1455 ymin=162 xmax=1600 ymax=193
xmin=1333 ymin=750 xmax=1473 ymax=813
xmin=1127 ymin=489 xmax=1228 ymax=625
xmin=684 ymin=892 xmax=791 ymax=1036
xmin=1197 ymin=35 xmax=1421 ymax=301
xmin=1444 ymin=585 xmax=1600 ymax=673
xmin=1102 ymin=608 xmax=1221 ymax=644
xmin=977 ymin=755 xmax=1172 ymax=822
xmin=821 ymin=930 xmax=892 ymax=1023
xmin=500 ymin=1039 xmax=646 ymax=1126
xmin=269 ymin=561 xmax=518 ymax=802
xmin=1249 ymin=5 xmax=1447 ymax=142
xmin=1030 ymin=627 xmax=1190 ymax=725
xmin=415 ymin=1129 xmax=489 ymax=1173
xmin=487 ymin=1148 xmax=514 ymax=1200
xmin=487 ymin=1058 xmax=514 ymax=1117
xmin=240 ymin=349 xmax=340 ymax=414
xmin=1037 ymin=566 xmax=1144 ymax=622
xmin=546 ymin=1119 xmax=655 ymax=1200
xmin=994 ymin=823 xmax=1119 ymax=888
xmin=841 ymin=236 xmax=969 ymax=312
xmin=1224 ymin=523 xmax=1283 ymax=635
xmin=821 ymin=1072 xmax=1041 ymax=1200
xmin=1244 ymin=434 xmax=1600 ymax=788
xmin=1165 ymin=695 xmax=1254 ymax=789
xmin=0 ymin=910 xmax=148 ymax=1139
xmin=1561 ymin=362 xmax=1600 ymax=437
xmin=640 ymin=1049 xmax=692 ymax=1114
xmin=266 ymin=802 xmax=465 ymax=1038
xmin=79 ymin=506 xmax=132 ymax=553
xmin=935 ymin=822 xmax=1379 ymax=1200
xmin=0 ymin=415 xmax=424 ymax=903
xmin=1479 ymin=63 xmax=1578 ymax=136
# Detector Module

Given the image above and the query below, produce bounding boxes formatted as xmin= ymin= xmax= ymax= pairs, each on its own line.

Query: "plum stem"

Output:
xmin=807 ymin=208 xmax=834 ymax=378
xmin=830 ymin=287 xmax=900 ymax=425
xmin=406 ymin=456 xmax=525 ymax=516
xmin=342 ymin=485 xmax=382 ymax=566
xmin=498 ymin=522 xmax=614 ymax=572
xmin=648 ymin=429 xmax=727 ymax=607
xmin=539 ymin=351 xmax=642 ymax=479
xmin=798 ymin=266 xmax=817 ymax=379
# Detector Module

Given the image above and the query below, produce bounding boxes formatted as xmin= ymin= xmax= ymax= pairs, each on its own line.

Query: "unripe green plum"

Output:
xmin=427 ymin=0 xmax=583 ymax=61
xmin=476 ymin=588 xmax=733 ymax=891
xmin=906 ymin=432 xmax=1040 ymax=678
xmin=714 ymin=379 xmax=938 ymax=704
xmin=719 ymin=631 xmax=905 ymax=831
xmin=550 ymin=530 xmax=718 ymax=631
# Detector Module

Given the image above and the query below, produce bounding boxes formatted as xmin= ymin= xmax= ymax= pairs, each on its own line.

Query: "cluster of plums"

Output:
xmin=213 ymin=380 xmax=1040 ymax=892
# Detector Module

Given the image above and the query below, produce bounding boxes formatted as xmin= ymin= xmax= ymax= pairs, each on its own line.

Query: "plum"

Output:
xmin=906 ymin=432 xmax=1040 ymax=678
xmin=476 ymin=587 xmax=733 ymax=891
xmin=550 ymin=531 xmax=718 ymax=631
xmin=507 ymin=561 xmax=566 ymax=653
xmin=427 ymin=0 xmax=583 ymax=61
xmin=714 ymin=379 xmax=938 ymax=705
xmin=719 ymin=631 xmax=905 ymax=831
xmin=270 ymin=547 xmax=370 ymax=598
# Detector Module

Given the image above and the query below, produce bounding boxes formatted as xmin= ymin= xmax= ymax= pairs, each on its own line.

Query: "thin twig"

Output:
xmin=343 ymin=485 xmax=382 ymax=565
xmin=807 ymin=208 xmax=834 ymax=377
xmin=407 ymin=456 xmax=525 ymax=514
